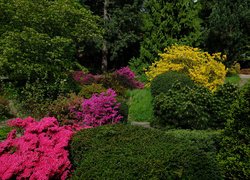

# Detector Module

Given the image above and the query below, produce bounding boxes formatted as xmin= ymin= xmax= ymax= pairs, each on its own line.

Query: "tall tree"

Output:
xmin=0 ymin=0 xmax=102 ymax=107
xmin=205 ymin=0 xmax=250 ymax=67
xmin=81 ymin=0 xmax=144 ymax=72
xmin=129 ymin=0 xmax=203 ymax=78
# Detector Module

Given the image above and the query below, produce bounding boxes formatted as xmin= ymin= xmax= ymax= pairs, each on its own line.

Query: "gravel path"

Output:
xmin=239 ymin=74 xmax=250 ymax=86
xmin=130 ymin=121 xmax=152 ymax=128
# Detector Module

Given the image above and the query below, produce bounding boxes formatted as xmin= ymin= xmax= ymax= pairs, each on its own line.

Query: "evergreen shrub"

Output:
xmin=218 ymin=81 xmax=250 ymax=179
xmin=78 ymin=83 xmax=106 ymax=99
xmin=150 ymin=71 xmax=195 ymax=97
xmin=153 ymin=84 xmax=212 ymax=129
xmin=47 ymin=93 xmax=83 ymax=125
xmin=153 ymin=82 xmax=239 ymax=129
xmin=210 ymin=83 xmax=239 ymax=128
xmin=70 ymin=125 xmax=222 ymax=179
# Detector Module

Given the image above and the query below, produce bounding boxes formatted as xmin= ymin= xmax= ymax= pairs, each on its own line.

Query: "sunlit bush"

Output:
xmin=145 ymin=45 xmax=227 ymax=91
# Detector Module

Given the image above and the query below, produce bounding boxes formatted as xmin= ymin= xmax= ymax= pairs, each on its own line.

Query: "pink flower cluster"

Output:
xmin=72 ymin=71 xmax=97 ymax=85
xmin=72 ymin=67 xmax=144 ymax=89
xmin=0 ymin=117 xmax=74 ymax=180
xmin=71 ymin=89 xmax=123 ymax=127
xmin=115 ymin=67 xmax=144 ymax=89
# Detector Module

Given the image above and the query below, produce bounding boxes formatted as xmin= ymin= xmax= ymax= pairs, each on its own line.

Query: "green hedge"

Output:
xmin=70 ymin=125 xmax=222 ymax=179
xmin=151 ymin=71 xmax=195 ymax=98
xmin=153 ymin=84 xmax=212 ymax=129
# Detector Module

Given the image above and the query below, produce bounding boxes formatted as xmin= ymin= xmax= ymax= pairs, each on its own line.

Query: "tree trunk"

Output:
xmin=102 ymin=0 xmax=109 ymax=72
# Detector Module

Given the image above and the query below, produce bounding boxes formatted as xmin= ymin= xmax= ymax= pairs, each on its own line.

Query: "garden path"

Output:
xmin=130 ymin=121 xmax=152 ymax=128
xmin=239 ymin=74 xmax=250 ymax=86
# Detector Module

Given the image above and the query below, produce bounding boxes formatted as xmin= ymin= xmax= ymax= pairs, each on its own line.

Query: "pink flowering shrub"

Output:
xmin=0 ymin=117 xmax=74 ymax=180
xmin=71 ymin=89 xmax=123 ymax=127
xmin=72 ymin=67 xmax=144 ymax=90
xmin=115 ymin=67 xmax=144 ymax=89
xmin=72 ymin=71 xmax=97 ymax=85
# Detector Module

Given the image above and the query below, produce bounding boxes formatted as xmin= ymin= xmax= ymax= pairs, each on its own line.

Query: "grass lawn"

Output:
xmin=127 ymin=88 xmax=153 ymax=122
xmin=225 ymin=74 xmax=241 ymax=85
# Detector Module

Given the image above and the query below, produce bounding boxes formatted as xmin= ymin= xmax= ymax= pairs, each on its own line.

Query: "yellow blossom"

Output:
xmin=145 ymin=45 xmax=227 ymax=91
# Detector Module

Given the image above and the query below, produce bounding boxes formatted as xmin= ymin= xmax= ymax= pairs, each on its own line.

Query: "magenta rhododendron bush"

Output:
xmin=72 ymin=71 xmax=98 ymax=85
xmin=72 ymin=67 xmax=144 ymax=89
xmin=71 ymin=89 xmax=123 ymax=127
xmin=0 ymin=117 xmax=74 ymax=180
xmin=0 ymin=89 xmax=123 ymax=179
xmin=115 ymin=66 xmax=144 ymax=89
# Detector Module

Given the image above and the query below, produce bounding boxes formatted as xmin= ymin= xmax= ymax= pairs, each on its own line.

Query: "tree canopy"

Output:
xmin=129 ymin=0 xmax=203 ymax=77
xmin=0 ymin=0 xmax=102 ymax=105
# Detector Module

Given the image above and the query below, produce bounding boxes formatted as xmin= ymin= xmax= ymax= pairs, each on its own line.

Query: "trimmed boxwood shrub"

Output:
xmin=218 ymin=81 xmax=250 ymax=179
xmin=152 ymin=82 xmax=239 ymax=130
xmin=153 ymin=84 xmax=213 ymax=129
xmin=70 ymin=124 xmax=222 ymax=179
xmin=150 ymin=71 xmax=195 ymax=97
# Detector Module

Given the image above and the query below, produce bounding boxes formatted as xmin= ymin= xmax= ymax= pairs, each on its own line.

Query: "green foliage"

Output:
xmin=205 ymin=0 xmax=249 ymax=66
xmin=218 ymin=81 xmax=250 ymax=179
xmin=0 ymin=0 xmax=102 ymax=44
xmin=153 ymin=82 xmax=239 ymax=129
xmin=127 ymin=89 xmax=153 ymax=122
xmin=117 ymin=98 xmax=129 ymax=124
xmin=47 ymin=93 xmax=82 ymax=125
xmin=70 ymin=124 xmax=222 ymax=179
xmin=0 ymin=96 xmax=14 ymax=122
xmin=0 ymin=28 xmax=75 ymax=91
xmin=98 ymin=73 xmax=128 ymax=97
xmin=226 ymin=62 xmax=241 ymax=76
xmin=225 ymin=74 xmax=241 ymax=85
xmin=81 ymin=0 xmax=143 ymax=69
xmin=130 ymin=0 xmax=202 ymax=75
xmin=0 ymin=126 xmax=13 ymax=141
xmin=0 ymin=0 xmax=102 ymax=115
xmin=0 ymin=28 xmax=78 ymax=118
xmin=151 ymin=71 xmax=195 ymax=97
xmin=153 ymin=84 xmax=212 ymax=129
xmin=78 ymin=83 xmax=107 ymax=99
xmin=210 ymin=83 xmax=240 ymax=128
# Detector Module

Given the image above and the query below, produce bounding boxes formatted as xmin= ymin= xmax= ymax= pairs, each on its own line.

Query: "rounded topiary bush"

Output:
xmin=150 ymin=71 xmax=195 ymax=97
xmin=153 ymin=84 xmax=213 ymax=129
xmin=70 ymin=124 xmax=222 ymax=179
xmin=152 ymin=82 xmax=239 ymax=130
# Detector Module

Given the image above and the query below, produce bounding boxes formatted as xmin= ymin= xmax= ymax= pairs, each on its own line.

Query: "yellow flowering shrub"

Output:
xmin=145 ymin=45 xmax=227 ymax=91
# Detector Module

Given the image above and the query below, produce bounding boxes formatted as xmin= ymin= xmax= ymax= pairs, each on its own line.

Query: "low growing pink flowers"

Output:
xmin=70 ymin=89 xmax=123 ymax=127
xmin=115 ymin=67 xmax=144 ymax=89
xmin=0 ymin=117 xmax=74 ymax=180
